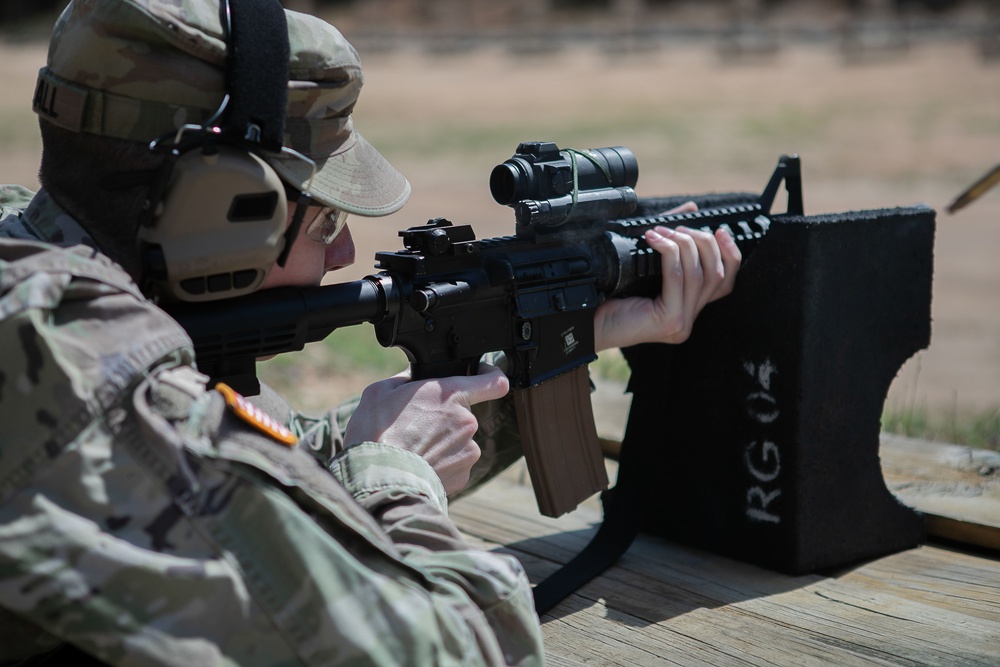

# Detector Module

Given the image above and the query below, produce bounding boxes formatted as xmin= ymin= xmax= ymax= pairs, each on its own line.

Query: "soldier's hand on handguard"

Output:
xmin=593 ymin=202 xmax=742 ymax=351
xmin=344 ymin=364 xmax=510 ymax=494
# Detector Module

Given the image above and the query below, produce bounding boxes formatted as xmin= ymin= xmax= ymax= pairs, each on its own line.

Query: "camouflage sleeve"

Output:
xmin=258 ymin=388 xmax=542 ymax=663
xmin=0 ymin=184 xmax=35 ymax=221
xmin=0 ymin=241 xmax=544 ymax=666
xmin=328 ymin=442 xmax=543 ymax=665
xmin=249 ymin=381 xmax=540 ymax=663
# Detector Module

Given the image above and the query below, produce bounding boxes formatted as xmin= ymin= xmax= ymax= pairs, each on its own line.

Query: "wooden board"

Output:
xmin=881 ymin=433 xmax=1000 ymax=551
xmin=451 ymin=469 xmax=1000 ymax=666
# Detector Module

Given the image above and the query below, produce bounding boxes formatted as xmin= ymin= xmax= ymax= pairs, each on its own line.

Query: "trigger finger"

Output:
xmin=462 ymin=364 xmax=510 ymax=405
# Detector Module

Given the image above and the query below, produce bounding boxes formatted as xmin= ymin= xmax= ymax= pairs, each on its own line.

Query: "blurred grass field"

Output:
xmin=1 ymin=29 xmax=998 ymax=449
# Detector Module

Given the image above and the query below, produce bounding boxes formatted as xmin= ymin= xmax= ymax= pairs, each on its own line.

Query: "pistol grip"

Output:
xmin=410 ymin=358 xmax=481 ymax=380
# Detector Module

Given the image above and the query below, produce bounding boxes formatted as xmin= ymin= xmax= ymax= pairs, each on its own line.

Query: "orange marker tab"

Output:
xmin=215 ymin=382 xmax=298 ymax=447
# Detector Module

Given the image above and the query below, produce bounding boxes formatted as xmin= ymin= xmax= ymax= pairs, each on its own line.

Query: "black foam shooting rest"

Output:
xmin=619 ymin=203 xmax=935 ymax=573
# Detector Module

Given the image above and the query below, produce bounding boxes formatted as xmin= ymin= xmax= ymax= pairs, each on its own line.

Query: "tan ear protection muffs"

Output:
xmin=138 ymin=0 xmax=303 ymax=302
xmin=138 ymin=143 xmax=290 ymax=300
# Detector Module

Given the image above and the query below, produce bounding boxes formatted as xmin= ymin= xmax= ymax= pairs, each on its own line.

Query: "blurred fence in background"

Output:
xmin=3 ymin=1 xmax=999 ymax=62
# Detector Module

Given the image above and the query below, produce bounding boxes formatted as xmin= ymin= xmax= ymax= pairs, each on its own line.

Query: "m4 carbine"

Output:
xmin=165 ymin=142 xmax=801 ymax=516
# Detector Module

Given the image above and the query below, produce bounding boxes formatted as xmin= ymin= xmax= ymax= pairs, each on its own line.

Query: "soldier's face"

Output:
xmin=260 ymin=202 xmax=356 ymax=289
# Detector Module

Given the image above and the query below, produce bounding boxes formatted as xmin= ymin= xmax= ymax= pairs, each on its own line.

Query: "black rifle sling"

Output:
xmin=532 ymin=343 xmax=672 ymax=615
xmin=531 ymin=479 xmax=646 ymax=614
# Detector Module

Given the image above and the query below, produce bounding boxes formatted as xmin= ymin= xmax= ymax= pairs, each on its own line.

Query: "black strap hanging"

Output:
xmin=220 ymin=0 xmax=289 ymax=151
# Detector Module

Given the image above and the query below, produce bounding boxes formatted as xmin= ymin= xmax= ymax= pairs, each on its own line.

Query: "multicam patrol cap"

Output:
xmin=33 ymin=0 xmax=410 ymax=217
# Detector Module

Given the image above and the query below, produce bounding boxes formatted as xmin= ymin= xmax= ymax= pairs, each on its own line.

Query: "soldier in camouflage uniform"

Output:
xmin=0 ymin=0 xmax=741 ymax=664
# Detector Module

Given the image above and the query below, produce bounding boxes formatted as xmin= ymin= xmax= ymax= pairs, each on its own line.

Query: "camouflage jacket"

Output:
xmin=0 ymin=189 xmax=543 ymax=666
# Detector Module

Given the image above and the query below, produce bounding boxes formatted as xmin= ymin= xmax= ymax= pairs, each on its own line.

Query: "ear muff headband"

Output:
xmin=137 ymin=0 xmax=296 ymax=302
xmin=221 ymin=0 xmax=289 ymax=150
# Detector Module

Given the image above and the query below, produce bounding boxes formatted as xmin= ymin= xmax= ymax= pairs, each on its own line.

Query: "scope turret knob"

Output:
xmin=547 ymin=165 xmax=572 ymax=196
xmin=423 ymin=228 xmax=451 ymax=256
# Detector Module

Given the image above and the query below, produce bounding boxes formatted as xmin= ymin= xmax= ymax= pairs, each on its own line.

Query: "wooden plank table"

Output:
xmin=881 ymin=433 xmax=1000 ymax=552
xmin=452 ymin=462 xmax=999 ymax=666
xmin=451 ymin=384 xmax=1000 ymax=665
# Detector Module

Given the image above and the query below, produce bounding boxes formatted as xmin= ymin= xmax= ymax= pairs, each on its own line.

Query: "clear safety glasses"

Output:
xmin=303 ymin=205 xmax=349 ymax=244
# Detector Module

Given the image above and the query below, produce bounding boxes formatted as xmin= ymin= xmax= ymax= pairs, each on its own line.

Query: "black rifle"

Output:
xmin=165 ymin=142 xmax=802 ymax=516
